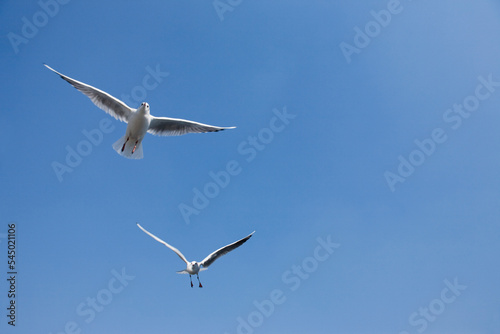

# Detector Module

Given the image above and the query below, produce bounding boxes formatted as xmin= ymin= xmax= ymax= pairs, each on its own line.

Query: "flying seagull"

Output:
xmin=44 ymin=64 xmax=235 ymax=159
xmin=137 ymin=223 xmax=254 ymax=288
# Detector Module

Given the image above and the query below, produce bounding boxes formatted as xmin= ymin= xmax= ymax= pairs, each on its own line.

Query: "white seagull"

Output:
xmin=44 ymin=64 xmax=235 ymax=159
xmin=137 ymin=223 xmax=254 ymax=288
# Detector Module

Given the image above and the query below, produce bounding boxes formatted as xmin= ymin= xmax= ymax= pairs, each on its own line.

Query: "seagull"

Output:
xmin=137 ymin=223 xmax=254 ymax=288
xmin=44 ymin=64 xmax=235 ymax=159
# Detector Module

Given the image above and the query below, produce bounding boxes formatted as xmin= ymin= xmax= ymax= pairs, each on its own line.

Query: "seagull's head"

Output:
xmin=139 ymin=102 xmax=150 ymax=114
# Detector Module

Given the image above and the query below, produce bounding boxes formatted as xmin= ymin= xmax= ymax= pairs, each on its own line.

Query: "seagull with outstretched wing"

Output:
xmin=137 ymin=223 xmax=254 ymax=288
xmin=44 ymin=64 xmax=235 ymax=159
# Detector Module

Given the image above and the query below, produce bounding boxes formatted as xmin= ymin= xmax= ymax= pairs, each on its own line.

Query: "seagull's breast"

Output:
xmin=126 ymin=113 xmax=151 ymax=139
xmin=187 ymin=262 xmax=200 ymax=275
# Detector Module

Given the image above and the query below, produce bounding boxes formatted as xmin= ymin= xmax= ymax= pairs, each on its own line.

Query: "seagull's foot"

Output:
xmin=191 ymin=282 xmax=193 ymax=288
xmin=132 ymin=140 xmax=138 ymax=154
xmin=199 ymin=283 xmax=203 ymax=288
xmin=121 ymin=137 xmax=129 ymax=152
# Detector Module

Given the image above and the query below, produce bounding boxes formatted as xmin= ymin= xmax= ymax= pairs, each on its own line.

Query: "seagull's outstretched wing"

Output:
xmin=44 ymin=64 xmax=134 ymax=123
xmin=148 ymin=116 xmax=235 ymax=136
xmin=137 ymin=224 xmax=188 ymax=264
xmin=200 ymin=231 xmax=255 ymax=268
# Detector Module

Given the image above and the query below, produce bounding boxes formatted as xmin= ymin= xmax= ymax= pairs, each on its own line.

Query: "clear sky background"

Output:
xmin=1 ymin=0 xmax=500 ymax=333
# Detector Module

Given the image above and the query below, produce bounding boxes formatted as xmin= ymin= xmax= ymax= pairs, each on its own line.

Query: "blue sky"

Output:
xmin=1 ymin=0 xmax=500 ymax=333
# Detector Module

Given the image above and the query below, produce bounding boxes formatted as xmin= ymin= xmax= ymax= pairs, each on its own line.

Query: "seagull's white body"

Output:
xmin=112 ymin=103 xmax=151 ymax=158
xmin=137 ymin=223 xmax=254 ymax=287
xmin=44 ymin=64 xmax=235 ymax=159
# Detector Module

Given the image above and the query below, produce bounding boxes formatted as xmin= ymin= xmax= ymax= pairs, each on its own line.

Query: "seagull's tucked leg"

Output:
xmin=197 ymin=274 xmax=203 ymax=288
xmin=113 ymin=136 xmax=143 ymax=159
xmin=132 ymin=140 xmax=139 ymax=154
xmin=121 ymin=137 xmax=129 ymax=152
xmin=190 ymin=275 xmax=193 ymax=288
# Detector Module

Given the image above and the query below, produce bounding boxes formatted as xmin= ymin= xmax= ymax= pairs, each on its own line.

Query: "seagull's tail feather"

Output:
xmin=112 ymin=136 xmax=144 ymax=159
xmin=176 ymin=269 xmax=189 ymax=274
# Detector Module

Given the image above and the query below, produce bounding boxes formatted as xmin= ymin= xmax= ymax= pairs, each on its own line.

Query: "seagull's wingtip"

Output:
xmin=44 ymin=63 xmax=57 ymax=73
